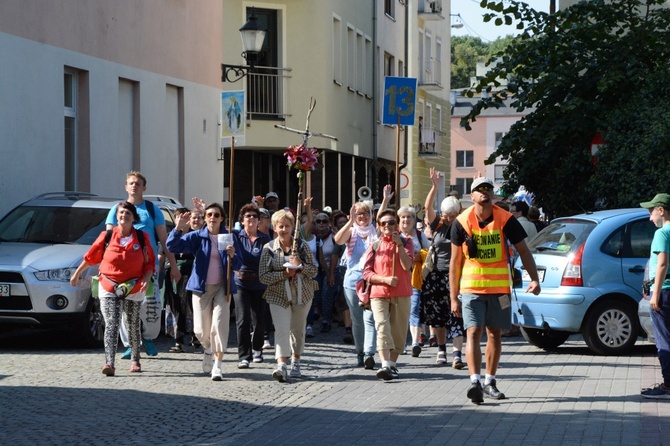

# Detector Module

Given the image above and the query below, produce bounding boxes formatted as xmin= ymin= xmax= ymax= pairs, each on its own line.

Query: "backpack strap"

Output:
xmin=103 ymin=229 xmax=113 ymax=253
xmin=144 ymin=200 xmax=160 ymax=244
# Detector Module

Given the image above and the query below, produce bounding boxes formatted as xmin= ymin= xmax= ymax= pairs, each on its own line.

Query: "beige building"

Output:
xmin=0 ymin=0 xmax=224 ymax=216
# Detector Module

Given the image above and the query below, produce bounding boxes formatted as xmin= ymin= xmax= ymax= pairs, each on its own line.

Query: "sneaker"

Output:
xmin=641 ymin=383 xmax=670 ymax=399
xmin=130 ymin=361 xmax=142 ymax=373
xmin=364 ymin=355 xmax=376 ymax=370
xmin=483 ymin=379 xmax=506 ymax=399
xmin=290 ymin=361 xmax=301 ymax=378
xmin=237 ymin=359 xmax=250 ymax=369
xmin=120 ymin=347 xmax=132 ymax=360
xmin=390 ymin=366 xmax=400 ymax=379
xmin=102 ymin=364 xmax=115 ymax=376
xmin=252 ymin=350 xmax=264 ymax=363
xmin=411 ymin=344 xmax=422 ymax=357
xmin=357 ymin=352 xmax=365 ymax=367
xmin=343 ymin=331 xmax=354 ymax=345
xmin=436 ymin=351 xmax=447 ymax=365
xmin=305 ymin=325 xmax=314 ymax=338
xmin=376 ymin=366 xmax=396 ymax=381
xmin=202 ymin=351 xmax=213 ymax=374
xmin=191 ymin=339 xmax=202 ymax=350
xmin=272 ymin=363 xmax=288 ymax=383
xmin=262 ymin=338 xmax=273 ymax=350
xmin=429 ymin=335 xmax=438 ymax=348
xmin=452 ymin=357 xmax=465 ymax=370
xmin=418 ymin=333 xmax=427 ymax=347
xmin=169 ymin=343 xmax=184 ymax=353
xmin=467 ymin=381 xmax=484 ymax=404
xmin=211 ymin=366 xmax=223 ymax=381
xmin=321 ymin=322 xmax=332 ymax=333
xmin=143 ymin=339 xmax=158 ymax=357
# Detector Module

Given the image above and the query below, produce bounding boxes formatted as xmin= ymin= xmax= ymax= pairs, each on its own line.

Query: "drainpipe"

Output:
xmin=398 ymin=0 xmax=409 ymax=184
xmin=371 ymin=0 xmax=378 ymax=194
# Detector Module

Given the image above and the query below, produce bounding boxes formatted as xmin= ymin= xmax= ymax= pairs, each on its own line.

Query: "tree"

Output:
xmin=461 ymin=0 xmax=670 ymax=216
xmin=451 ymin=35 xmax=515 ymax=89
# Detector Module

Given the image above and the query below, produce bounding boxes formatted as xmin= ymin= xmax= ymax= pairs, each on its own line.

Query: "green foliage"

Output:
xmin=451 ymin=35 xmax=515 ymax=89
xmin=462 ymin=0 xmax=670 ymax=216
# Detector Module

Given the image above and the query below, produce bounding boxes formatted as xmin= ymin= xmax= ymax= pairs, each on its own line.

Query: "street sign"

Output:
xmin=382 ymin=76 xmax=417 ymax=126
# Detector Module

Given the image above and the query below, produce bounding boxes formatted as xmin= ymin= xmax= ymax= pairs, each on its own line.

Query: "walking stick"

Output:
xmin=226 ymin=137 xmax=236 ymax=303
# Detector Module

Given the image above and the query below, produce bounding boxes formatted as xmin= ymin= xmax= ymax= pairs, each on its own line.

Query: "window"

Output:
xmin=332 ymin=16 xmax=342 ymax=84
xmin=456 ymin=178 xmax=473 ymax=197
xmin=385 ymin=0 xmax=395 ymax=18
xmin=494 ymin=164 xmax=505 ymax=183
xmin=365 ymin=36 xmax=373 ymax=95
xmin=384 ymin=52 xmax=394 ymax=76
xmin=356 ymin=32 xmax=364 ymax=93
xmin=495 ymin=132 xmax=506 ymax=149
xmin=64 ymin=70 xmax=77 ymax=191
xmin=455 ymin=150 xmax=474 ymax=168
xmin=347 ymin=25 xmax=356 ymax=90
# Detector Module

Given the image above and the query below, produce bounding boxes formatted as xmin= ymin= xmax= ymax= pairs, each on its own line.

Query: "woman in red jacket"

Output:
xmin=362 ymin=209 xmax=414 ymax=381
xmin=71 ymin=201 xmax=155 ymax=376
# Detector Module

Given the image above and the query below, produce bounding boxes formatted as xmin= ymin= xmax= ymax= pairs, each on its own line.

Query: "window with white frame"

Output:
xmin=455 ymin=150 xmax=474 ymax=168
xmin=384 ymin=52 xmax=394 ymax=76
xmin=385 ymin=0 xmax=394 ymax=18
xmin=365 ymin=36 xmax=372 ymax=95
xmin=494 ymin=164 xmax=506 ymax=183
xmin=356 ymin=31 xmax=364 ymax=93
xmin=64 ymin=69 xmax=77 ymax=191
xmin=347 ymin=25 xmax=355 ymax=90
xmin=332 ymin=16 xmax=342 ymax=85
xmin=495 ymin=131 xmax=506 ymax=148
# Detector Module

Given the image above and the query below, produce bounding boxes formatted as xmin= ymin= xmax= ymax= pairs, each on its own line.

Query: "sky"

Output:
xmin=451 ymin=0 xmax=551 ymax=42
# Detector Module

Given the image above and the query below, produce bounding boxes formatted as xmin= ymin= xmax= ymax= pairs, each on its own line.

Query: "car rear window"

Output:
xmin=527 ymin=219 xmax=596 ymax=256
xmin=0 ymin=206 xmax=109 ymax=244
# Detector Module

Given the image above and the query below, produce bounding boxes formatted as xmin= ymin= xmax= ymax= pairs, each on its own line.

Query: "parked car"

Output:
xmin=514 ymin=208 xmax=656 ymax=355
xmin=0 ymin=192 xmax=177 ymax=347
xmin=638 ymin=260 xmax=654 ymax=343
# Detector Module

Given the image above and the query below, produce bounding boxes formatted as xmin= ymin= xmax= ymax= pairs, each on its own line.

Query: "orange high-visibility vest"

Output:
xmin=456 ymin=205 xmax=512 ymax=294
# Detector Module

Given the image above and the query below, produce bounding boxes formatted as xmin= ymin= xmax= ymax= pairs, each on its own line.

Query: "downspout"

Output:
xmin=371 ymin=0 xmax=378 ymax=192
xmin=398 ymin=0 xmax=409 ymax=178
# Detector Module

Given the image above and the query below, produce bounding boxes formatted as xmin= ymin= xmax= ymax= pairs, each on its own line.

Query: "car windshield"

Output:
xmin=0 ymin=205 xmax=109 ymax=244
xmin=527 ymin=218 xmax=596 ymax=256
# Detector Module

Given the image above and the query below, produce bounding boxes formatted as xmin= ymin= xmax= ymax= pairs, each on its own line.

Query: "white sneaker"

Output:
xmin=272 ymin=363 xmax=288 ymax=382
xmin=305 ymin=325 xmax=314 ymax=338
xmin=211 ymin=366 xmax=223 ymax=381
xmin=202 ymin=351 xmax=213 ymax=374
xmin=262 ymin=338 xmax=273 ymax=350
xmin=252 ymin=350 xmax=263 ymax=363
xmin=290 ymin=361 xmax=301 ymax=378
xmin=237 ymin=359 xmax=250 ymax=369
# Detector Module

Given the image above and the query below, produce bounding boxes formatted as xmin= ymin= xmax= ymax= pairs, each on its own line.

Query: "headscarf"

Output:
xmin=347 ymin=220 xmax=378 ymax=257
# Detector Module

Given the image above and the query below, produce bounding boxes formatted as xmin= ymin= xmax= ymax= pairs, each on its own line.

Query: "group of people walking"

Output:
xmin=72 ymin=168 xmax=546 ymax=405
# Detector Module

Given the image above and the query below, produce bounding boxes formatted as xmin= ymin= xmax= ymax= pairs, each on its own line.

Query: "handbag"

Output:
xmin=355 ymin=278 xmax=371 ymax=307
xmin=236 ymin=270 xmax=259 ymax=283
xmin=421 ymin=245 xmax=435 ymax=280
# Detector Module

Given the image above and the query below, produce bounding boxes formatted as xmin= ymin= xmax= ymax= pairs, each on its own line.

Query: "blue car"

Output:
xmin=514 ymin=208 xmax=656 ymax=355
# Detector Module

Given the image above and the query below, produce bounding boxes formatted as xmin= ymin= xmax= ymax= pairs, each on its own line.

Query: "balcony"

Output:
xmin=418 ymin=57 xmax=442 ymax=90
xmin=418 ymin=127 xmax=442 ymax=158
xmin=247 ymin=66 xmax=292 ymax=120
xmin=418 ymin=0 xmax=444 ymax=20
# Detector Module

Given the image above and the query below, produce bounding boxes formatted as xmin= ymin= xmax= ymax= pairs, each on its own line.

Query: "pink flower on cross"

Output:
xmin=284 ymin=144 xmax=319 ymax=172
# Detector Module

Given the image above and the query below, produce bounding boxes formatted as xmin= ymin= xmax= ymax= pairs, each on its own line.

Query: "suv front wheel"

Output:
xmin=582 ymin=300 xmax=638 ymax=355
xmin=77 ymin=297 xmax=104 ymax=348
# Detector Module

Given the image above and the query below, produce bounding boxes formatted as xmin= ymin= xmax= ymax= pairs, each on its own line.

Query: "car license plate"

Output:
xmin=0 ymin=284 xmax=10 ymax=296
xmin=522 ymin=269 xmax=545 ymax=282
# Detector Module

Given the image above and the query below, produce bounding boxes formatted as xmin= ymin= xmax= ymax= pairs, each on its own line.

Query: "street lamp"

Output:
xmin=221 ymin=8 xmax=267 ymax=83
xmin=450 ymin=14 xmax=464 ymax=29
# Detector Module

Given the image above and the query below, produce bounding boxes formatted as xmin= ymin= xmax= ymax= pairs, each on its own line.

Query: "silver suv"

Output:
xmin=0 ymin=192 xmax=177 ymax=346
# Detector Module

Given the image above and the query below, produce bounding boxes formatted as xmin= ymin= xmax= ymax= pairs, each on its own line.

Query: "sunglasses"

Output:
xmin=474 ymin=185 xmax=493 ymax=193
xmin=379 ymin=220 xmax=396 ymax=227
xmin=206 ymin=212 xmax=221 ymax=218
xmin=315 ymin=219 xmax=329 ymax=224
xmin=243 ymin=214 xmax=258 ymax=219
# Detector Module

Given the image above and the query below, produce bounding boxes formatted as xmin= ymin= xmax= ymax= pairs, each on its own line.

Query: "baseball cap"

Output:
xmin=265 ymin=192 xmax=279 ymax=200
xmin=640 ymin=193 xmax=670 ymax=209
xmin=258 ymin=208 xmax=271 ymax=218
xmin=471 ymin=177 xmax=494 ymax=193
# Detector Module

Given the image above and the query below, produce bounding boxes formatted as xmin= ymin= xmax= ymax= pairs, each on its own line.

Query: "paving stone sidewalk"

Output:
xmin=0 ymin=327 xmax=666 ymax=446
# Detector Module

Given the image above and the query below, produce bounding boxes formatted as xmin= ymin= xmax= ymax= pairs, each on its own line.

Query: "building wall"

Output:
xmin=0 ymin=1 xmax=224 ymax=217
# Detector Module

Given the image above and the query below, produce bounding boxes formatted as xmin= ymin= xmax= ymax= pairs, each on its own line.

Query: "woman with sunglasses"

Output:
xmin=423 ymin=167 xmax=465 ymax=369
xmin=232 ymin=203 xmax=271 ymax=368
xmin=71 ymin=201 xmax=155 ymax=376
xmin=259 ymin=209 xmax=318 ymax=382
xmin=333 ymin=202 xmax=379 ymax=368
xmin=362 ymin=209 xmax=414 ymax=380
xmin=166 ymin=203 xmax=242 ymax=381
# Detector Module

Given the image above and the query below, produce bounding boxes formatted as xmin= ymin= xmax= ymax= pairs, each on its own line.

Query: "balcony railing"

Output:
xmin=418 ymin=0 xmax=443 ymax=16
xmin=419 ymin=57 xmax=442 ymax=90
xmin=247 ymin=66 xmax=292 ymax=120
xmin=418 ymin=126 xmax=442 ymax=157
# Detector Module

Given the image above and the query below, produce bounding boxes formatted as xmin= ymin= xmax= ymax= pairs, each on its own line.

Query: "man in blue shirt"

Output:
xmin=640 ymin=193 xmax=670 ymax=399
xmin=106 ymin=171 xmax=181 ymax=357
